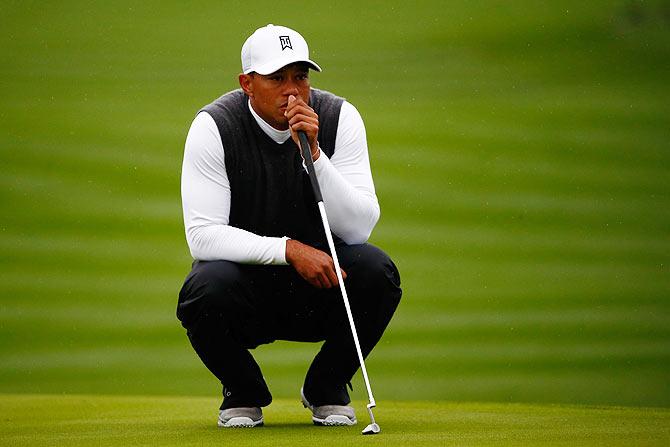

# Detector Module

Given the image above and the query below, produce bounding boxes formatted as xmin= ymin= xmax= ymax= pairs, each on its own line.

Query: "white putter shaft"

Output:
xmin=298 ymin=131 xmax=380 ymax=435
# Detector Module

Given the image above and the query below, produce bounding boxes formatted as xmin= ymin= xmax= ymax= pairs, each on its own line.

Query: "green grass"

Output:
xmin=1 ymin=0 xmax=669 ymax=422
xmin=2 ymin=394 xmax=669 ymax=446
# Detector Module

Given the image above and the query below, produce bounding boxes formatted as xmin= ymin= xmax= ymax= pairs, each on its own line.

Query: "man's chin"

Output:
xmin=271 ymin=117 xmax=290 ymax=131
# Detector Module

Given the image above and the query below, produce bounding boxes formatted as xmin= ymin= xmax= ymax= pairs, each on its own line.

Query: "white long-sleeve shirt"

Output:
xmin=181 ymin=98 xmax=380 ymax=265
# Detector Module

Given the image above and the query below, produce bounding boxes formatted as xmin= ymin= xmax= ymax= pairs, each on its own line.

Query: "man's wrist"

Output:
xmin=285 ymin=238 xmax=296 ymax=265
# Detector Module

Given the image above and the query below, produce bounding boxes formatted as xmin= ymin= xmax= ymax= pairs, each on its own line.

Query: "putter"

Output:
xmin=298 ymin=131 xmax=381 ymax=435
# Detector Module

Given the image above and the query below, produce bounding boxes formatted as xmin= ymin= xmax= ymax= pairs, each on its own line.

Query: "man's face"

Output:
xmin=239 ymin=63 xmax=311 ymax=130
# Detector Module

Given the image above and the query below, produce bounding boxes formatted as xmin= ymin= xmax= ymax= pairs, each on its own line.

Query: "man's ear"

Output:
xmin=239 ymin=73 xmax=253 ymax=97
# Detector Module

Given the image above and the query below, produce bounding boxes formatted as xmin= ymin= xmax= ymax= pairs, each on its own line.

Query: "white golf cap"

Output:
xmin=241 ymin=24 xmax=322 ymax=75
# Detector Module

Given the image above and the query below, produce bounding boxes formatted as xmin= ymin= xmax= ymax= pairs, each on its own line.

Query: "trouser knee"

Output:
xmin=343 ymin=244 xmax=402 ymax=311
xmin=177 ymin=260 xmax=266 ymax=345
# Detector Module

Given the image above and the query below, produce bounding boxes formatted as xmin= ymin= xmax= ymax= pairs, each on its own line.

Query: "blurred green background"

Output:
xmin=1 ymin=0 xmax=669 ymax=408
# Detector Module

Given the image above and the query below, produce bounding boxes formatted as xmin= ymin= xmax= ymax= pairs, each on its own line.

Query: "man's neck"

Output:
xmin=247 ymin=100 xmax=291 ymax=144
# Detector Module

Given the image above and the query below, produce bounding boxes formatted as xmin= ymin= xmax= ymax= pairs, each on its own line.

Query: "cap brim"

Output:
xmin=245 ymin=58 xmax=321 ymax=75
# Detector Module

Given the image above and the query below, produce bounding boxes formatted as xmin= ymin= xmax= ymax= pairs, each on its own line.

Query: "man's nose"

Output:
xmin=284 ymin=80 xmax=300 ymax=96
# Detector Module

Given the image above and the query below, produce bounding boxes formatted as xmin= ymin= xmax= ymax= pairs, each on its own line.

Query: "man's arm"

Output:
xmin=312 ymin=101 xmax=380 ymax=244
xmin=285 ymin=96 xmax=380 ymax=244
xmin=181 ymin=112 xmax=288 ymax=264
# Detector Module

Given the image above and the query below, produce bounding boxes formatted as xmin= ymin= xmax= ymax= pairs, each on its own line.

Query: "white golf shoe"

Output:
xmin=301 ymin=388 xmax=357 ymax=426
xmin=217 ymin=407 xmax=264 ymax=428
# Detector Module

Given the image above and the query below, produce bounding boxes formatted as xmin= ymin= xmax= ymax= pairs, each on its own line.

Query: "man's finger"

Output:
xmin=317 ymin=274 xmax=329 ymax=289
xmin=285 ymin=95 xmax=314 ymax=115
xmin=286 ymin=107 xmax=317 ymax=123
xmin=324 ymin=265 xmax=339 ymax=288
xmin=288 ymin=111 xmax=318 ymax=122
xmin=308 ymin=273 xmax=322 ymax=289
xmin=286 ymin=94 xmax=307 ymax=113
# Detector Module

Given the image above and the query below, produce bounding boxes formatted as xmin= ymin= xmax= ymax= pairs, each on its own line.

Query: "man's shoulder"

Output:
xmin=310 ymin=88 xmax=346 ymax=125
xmin=310 ymin=88 xmax=345 ymax=106
xmin=199 ymin=89 xmax=247 ymax=119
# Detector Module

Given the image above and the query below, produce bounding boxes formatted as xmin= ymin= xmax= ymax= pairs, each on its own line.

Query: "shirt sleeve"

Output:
xmin=312 ymin=101 xmax=380 ymax=244
xmin=180 ymin=112 xmax=288 ymax=264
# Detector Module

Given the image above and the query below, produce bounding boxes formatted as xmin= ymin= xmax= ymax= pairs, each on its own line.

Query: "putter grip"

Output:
xmin=298 ymin=131 xmax=323 ymax=203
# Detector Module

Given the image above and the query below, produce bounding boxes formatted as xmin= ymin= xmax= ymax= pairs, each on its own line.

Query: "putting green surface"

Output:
xmin=2 ymin=394 xmax=669 ymax=447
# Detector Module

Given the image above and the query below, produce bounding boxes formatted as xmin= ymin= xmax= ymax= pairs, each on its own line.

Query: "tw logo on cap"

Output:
xmin=279 ymin=35 xmax=292 ymax=51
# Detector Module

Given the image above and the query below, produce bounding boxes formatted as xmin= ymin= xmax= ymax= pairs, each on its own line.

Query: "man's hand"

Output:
xmin=286 ymin=239 xmax=347 ymax=288
xmin=285 ymin=94 xmax=320 ymax=161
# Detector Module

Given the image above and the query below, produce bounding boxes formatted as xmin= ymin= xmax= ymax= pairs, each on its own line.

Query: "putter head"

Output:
xmin=362 ymin=422 xmax=380 ymax=435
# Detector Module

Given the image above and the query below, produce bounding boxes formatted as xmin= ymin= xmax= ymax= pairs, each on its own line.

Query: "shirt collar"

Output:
xmin=247 ymin=100 xmax=292 ymax=144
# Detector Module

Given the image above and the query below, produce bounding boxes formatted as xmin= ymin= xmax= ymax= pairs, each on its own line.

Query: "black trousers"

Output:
xmin=177 ymin=243 xmax=401 ymax=409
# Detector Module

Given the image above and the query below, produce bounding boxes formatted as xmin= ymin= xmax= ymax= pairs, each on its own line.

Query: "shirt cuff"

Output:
xmin=274 ymin=236 xmax=290 ymax=265
xmin=302 ymin=142 xmax=326 ymax=171
xmin=311 ymin=145 xmax=330 ymax=172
